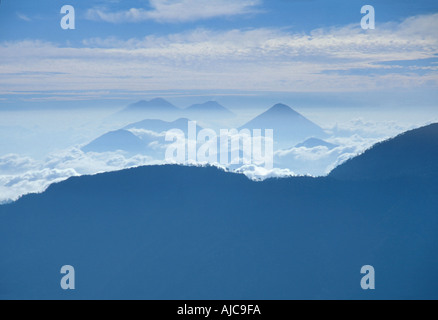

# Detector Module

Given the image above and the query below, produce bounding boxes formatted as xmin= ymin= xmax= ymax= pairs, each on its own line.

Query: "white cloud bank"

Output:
xmin=86 ymin=0 xmax=261 ymax=23
xmin=0 ymin=149 xmax=157 ymax=203
xmin=0 ymin=167 xmax=79 ymax=204
xmin=0 ymin=117 xmax=412 ymax=203
xmin=0 ymin=148 xmax=284 ymax=203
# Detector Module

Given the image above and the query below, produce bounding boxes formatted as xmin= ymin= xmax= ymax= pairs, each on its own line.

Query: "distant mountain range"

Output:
xmin=118 ymin=98 xmax=235 ymax=121
xmin=1 ymin=123 xmax=437 ymax=299
xmin=118 ymin=99 xmax=325 ymax=149
xmin=86 ymin=102 xmax=327 ymax=157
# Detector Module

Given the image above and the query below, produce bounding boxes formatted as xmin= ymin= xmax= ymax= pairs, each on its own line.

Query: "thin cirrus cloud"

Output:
xmin=85 ymin=0 xmax=262 ymax=23
xmin=16 ymin=13 xmax=32 ymax=22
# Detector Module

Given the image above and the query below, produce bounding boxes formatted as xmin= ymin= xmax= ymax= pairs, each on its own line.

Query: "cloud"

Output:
xmin=329 ymin=118 xmax=418 ymax=138
xmin=16 ymin=13 xmax=31 ymax=22
xmin=44 ymin=147 xmax=156 ymax=174
xmin=0 ymin=154 xmax=38 ymax=174
xmin=272 ymin=118 xmax=423 ymax=176
xmin=0 ymin=117 xmax=421 ymax=203
xmin=233 ymin=164 xmax=296 ymax=180
xmin=0 ymin=148 xmax=161 ymax=203
xmin=275 ymin=145 xmax=353 ymax=176
xmin=274 ymin=131 xmax=385 ymax=176
xmin=0 ymin=143 xmax=293 ymax=202
xmin=86 ymin=0 xmax=261 ymax=23
xmin=0 ymin=168 xmax=79 ymax=202
xmin=1 ymin=13 xmax=437 ymax=94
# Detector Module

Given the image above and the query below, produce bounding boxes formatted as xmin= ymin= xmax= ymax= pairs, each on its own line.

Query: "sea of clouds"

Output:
xmin=0 ymin=118 xmax=421 ymax=203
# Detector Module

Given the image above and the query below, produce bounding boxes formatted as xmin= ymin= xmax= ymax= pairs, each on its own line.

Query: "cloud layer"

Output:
xmin=0 ymin=117 xmax=419 ymax=203
xmin=1 ymin=13 xmax=437 ymax=96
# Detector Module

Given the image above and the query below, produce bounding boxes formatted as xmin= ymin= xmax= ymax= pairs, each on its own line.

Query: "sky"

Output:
xmin=0 ymin=0 xmax=437 ymax=107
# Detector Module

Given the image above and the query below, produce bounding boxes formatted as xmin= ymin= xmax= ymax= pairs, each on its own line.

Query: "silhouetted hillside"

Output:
xmin=330 ymin=123 xmax=438 ymax=180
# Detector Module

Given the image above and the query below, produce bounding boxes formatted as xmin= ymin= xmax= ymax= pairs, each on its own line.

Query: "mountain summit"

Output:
xmin=240 ymin=103 xmax=326 ymax=148
xmin=264 ymin=103 xmax=301 ymax=115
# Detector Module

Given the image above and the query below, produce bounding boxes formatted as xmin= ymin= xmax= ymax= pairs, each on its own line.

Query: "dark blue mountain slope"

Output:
xmin=330 ymin=123 xmax=438 ymax=180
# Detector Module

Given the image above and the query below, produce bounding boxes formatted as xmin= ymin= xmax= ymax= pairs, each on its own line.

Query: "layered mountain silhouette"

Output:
xmin=82 ymin=118 xmax=203 ymax=155
xmin=113 ymin=100 xmax=324 ymax=151
xmin=1 ymin=123 xmax=437 ymax=299
xmin=240 ymin=103 xmax=327 ymax=148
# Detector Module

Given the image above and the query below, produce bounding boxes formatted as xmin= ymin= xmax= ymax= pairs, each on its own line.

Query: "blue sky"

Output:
xmin=0 ymin=0 xmax=437 ymax=106
xmin=2 ymin=0 xmax=438 ymax=41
